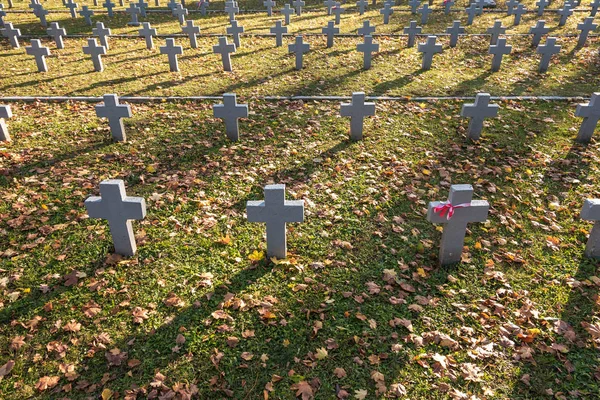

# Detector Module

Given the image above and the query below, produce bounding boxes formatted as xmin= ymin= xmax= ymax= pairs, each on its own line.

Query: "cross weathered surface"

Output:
xmin=271 ymin=20 xmax=287 ymax=47
xmin=380 ymin=3 xmax=393 ymax=24
xmin=529 ymin=20 xmax=548 ymax=47
xmin=575 ymin=93 xmax=600 ymax=143
xmin=26 ymin=39 xmax=50 ymax=72
xmin=505 ymin=0 xmax=518 ymax=15
xmin=340 ymin=92 xmax=376 ymax=141
xmin=358 ymin=20 xmax=375 ymax=36
xmin=444 ymin=0 xmax=454 ymax=14
xmin=33 ymin=4 xmax=49 ymax=27
xmin=213 ymin=36 xmax=236 ymax=71
xmin=92 ymin=22 xmax=111 ymax=49
xmin=536 ymin=37 xmax=560 ymax=73
xmin=356 ymin=0 xmax=367 ymax=15
xmin=408 ymin=0 xmax=420 ymax=13
xmin=465 ymin=3 xmax=479 ymax=25
xmin=95 ymin=93 xmax=132 ymax=141
xmin=489 ymin=37 xmax=512 ymax=72
xmin=226 ymin=20 xmax=244 ymax=48
xmin=418 ymin=3 xmax=431 ymax=24
xmin=357 ymin=34 xmax=379 ymax=70
xmin=246 ymin=184 xmax=304 ymax=259
xmin=324 ymin=0 xmax=335 ymax=14
xmin=125 ymin=3 xmax=141 ymax=26
xmin=1 ymin=22 xmax=21 ymax=48
xmin=85 ymin=179 xmax=147 ymax=256
xmin=446 ymin=20 xmax=464 ymax=47
xmin=213 ymin=93 xmax=248 ymax=141
xmin=591 ymin=0 xmax=600 ymax=16
xmin=47 ymin=22 xmax=66 ymax=49
xmin=486 ymin=20 xmax=506 ymax=45
xmin=417 ymin=35 xmax=442 ymax=70
xmin=427 ymin=184 xmax=489 ymax=266
xmin=281 ymin=3 xmax=293 ymax=24
xmin=581 ymin=199 xmax=600 ymax=258
xmin=172 ymin=4 xmax=188 ymax=25
xmin=0 ymin=105 xmax=12 ymax=142
xmin=322 ymin=20 xmax=339 ymax=48
xmin=460 ymin=93 xmax=499 ymax=140
xmin=557 ymin=5 xmax=573 ymax=26
xmin=79 ymin=5 xmax=94 ymax=26
xmin=139 ymin=22 xmax=156 ymax=49
xmin=512 ymin=3 xmax=526 ymax=25
xmin=577 ymin=17 xmax=597 ymax=47
xmin=83 ymin=38 xmax=107 ymax=72
xmin=136 ymin=0 xmax=148 ymax=16
xmin=182 ymin=20 xmax=200 ymax=48
xmin=293 ymin=0 xmax=305 ymax=15
xmin=263 ymin=0 xmax=275 ymax=16
xmin=160 ymin=38 xmax=183 ymax=72
xmin=404 ymin=20 xmax=421 ymax=47
xmin=288 ymin=34 xmax=310 ymax=70
xmin=65 ymin=0 xmax=78 ymax=18
xmin=332 ymin=2 xmax=345 ymax=24
xmin=535 ymin=0 xmax=548 ymax=15
xmin=103 ymin=0 xmax=115 ymax=17
xmin=225 ymin=1 xmax=238 ymax=22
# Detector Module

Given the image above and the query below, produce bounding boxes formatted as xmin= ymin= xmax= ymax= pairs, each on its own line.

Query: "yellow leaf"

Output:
xmin=474 ymin=242 xmax=482 ymax=250
xmin=315 ymin=348 xmax=328 ymax=360
xmin=217 ymin=235 xmax=231 ymax=245
xmin=146 ymin=165 xmax=156 ymax=173
xmin=283 ymin=339 xmax=290 ymax=347
xmin=248 ymin=250 xmax=264 ymax=261
xmin=422 ymin=169 xmax=431 ymax=176
xmin=416 ymin=268 xmax=427 ymax=278
xmin=101 ymin=388 xmax=113 ymax=400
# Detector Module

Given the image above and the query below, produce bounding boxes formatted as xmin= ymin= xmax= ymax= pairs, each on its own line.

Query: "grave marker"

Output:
xmin=47 ymin=22 xmax=66 ymax=49
xmin=577 ymin=17 xmax=597 ymax=47
xmin=0 ymin=4 xmax=5 ymax=28
xmin=357 ymin=34 xmax=379 ymax=69
xmin=288 ymin=34 xmax=309 ymax=70
xmin=79 ymin=5 xmax=94 ymax=26
xmin=103 ymin=0 xmax=115 ymax=17
xmin=535 ymin=0 xmax=548 ymax=16
xmin=446 ymin=21 xmax=465 ymax=47
xmin=182 ymin=20 xmax=200 ymax=48
xmin=160 ymin=38 xmax=183 ymax=72
xmin=264 ymin=0 xmax=275 ymax=16
xmin=173 ymin=4 xmax=188 ymax=25
xmin=380 ymin=3 xmax=393 ymax=24
xmin=225 ymin=1 xmax=238 ymax=22
xmin=1 ymin=22 xmax=21 ymax=48
xmin=581 ymin=199 xmax=600 ymax=258
xmin=95 ymin=93 xmax=132 ymax=141
xmin=325 ymin=0 xmax=335 ymax=14
xmin=418 ymin=3 xmax=431 ymax=24
xmin=575 ymin=93 xmax=600 ymax=143
xmin=529 ymin=20 xmax=548 ymax=47
xmin=136 ymin=0 xmax=148 ymax=17
xmin=408 ymin=0 xmax=420 ymax=13
xmin=512 ymin=3 xmax=526 ymax=25
xmin=465 ymin=3 xmax=479 ymax=25
xmin=26 ymin=39 xmax=50 ymax=72
xmin=33 ymin=4 xmax=49 ymax=27
xmin=65 ymin=0 xmax=78 ymax=18
xmin=557 ymin=5 xmax=573 ymax=26
xmin=293 ymin=0 xmax=304 ymax=15
xmin=358 ymin=20 xmax=375 ymax=36
xmin=139 ymin=22 xmax=157 ymax=50
xmin=271 ymin=20 xmax=287 ymax=47
xmin=83 ymin=38 xmax=107 ymax=72
xmin=0 ymin=105 xmax=12 ymax=142
xmin=444 ymin=0 xmax=454 ymax=14
xmin=357 ymin=0 xmax=367 ymax=15
xmin=213 ymin=36 xmax=236 ymax=71
xmin=340 ymin=92 xmax=376 ymax=141
xmin=213 ymin=93 xmax=248 ymax=141
xmin=226 ymin=20 xmax=244 ymax=48
xmin=281 ymin=3 xmax=293 ymax=24
xmin=417 ymin=35 xmax=442 ymax=70
xmin=591 ymin=0 xmax=600 ymax=16
xmin=125 ymin=3 xmax=141 ymax=26
xmin=486 ymin=20 xmax=506 ymax=45
xmin=489 ymin=37 xmax=512 ymax=72
xmin=505 ymin=0 xmax=518 ymax=15
xmin=404 ymin=20 xmax=421 ymax=47
xmin=536 ymin=37 xmax=560 ymax=73
xmin=460 ymin=93 xmax=499 ymax=140
xmin=322 ymin=21 xmax=339 ymax=48
xmin=332 ymin=2 xmax=344 ymax=24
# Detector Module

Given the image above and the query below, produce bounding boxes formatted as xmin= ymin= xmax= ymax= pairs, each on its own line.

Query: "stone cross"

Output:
xmin=529 ymin=20 xmax=548 ymax=47
xmin=79 ymin=5 xmax=94 ymax=26
xmin=404 ymin=20 xmax=421 ymax=47
xmin=332 ymin=2 xmax=344 ymax=24
xmin=340 ymin=92 xmax=376 ymax=141
xmin=95 ymin=94 xmax=132 ymax=141
xmin=591 ymin=0 xmax=600 ymax=16
xmin=160 ymin=38 xmax=183 ymax=72
xmin=465 ymin=3 xmax=479 ymax=25
xmin=418 ymin=3 xmax=431 ymax=24
xmin=1 ymin=22 xmax=21 ymax=48
xmin=380 ymin=3 xmax=393 ymax=24
xmin=535 ymin=0 xmax=548 ymax=16
xmin=173 ymin=4 xmax=188 ymax=25
xmin=324 ymin=0 xmax=335 ymax=14
xmin=486 ymin=20 xmax=506 ymax=45
xmin=460 ymin=93 xmax=499 ymax=140
xmin=271 ymin=20 xmax=287 ymax=47
xmin=427 ymin=184 xmax=489 ymax=266
xmin=418 ymin=35 xmax=442 ymax=70
xmin=577 ymin=17 xmax=597 ymax=47
xmin=446 ymin=21 xmax=465 ymax=47
xmin=103 ymin=0 xmax=115 ymax=17
xmin=512 ymin=3 xmax=526 ymax=25
xmin=65 ymin=0 xmax=78 ymax=18
xmin=225 ymin=1 xmax=238 ymax=22
xmin=0 ymin=105 xmax=12 ymax=142
xmin=475 ymin=0 xmax=485 ymax=14
xmin=199 ymin=0 xmax=209 ymax=15
xmin=264 ymin=0 xmax=275 ymax=16
xmin=26 ymin=39 xmax=50 ymax=72
xmin=227 ymin=20 xmax=244 ymax=48
xmin=293 ymin=0 xmax=304 ymax=16
xmin=322 ymin=20 xmax=339 ymax=48
xmin=33 ymin=4 xmax=49 ymax=27
xmin=444 ymin=0 xmax=454 ymax=14
xmin=357 ymin=34 xmax=378 ymax=69
xmin=182 ymin=20 xmax=200 ymax=48
xmin=213 ymin=36 xmax=236 ymax=71
xmin=125 ymin=3 xmax=141 ymax=26
xmin=246 ymin=184 xmax=304 ymax=259
xmin=536 ymin=37 xmax=560 ymax=73
xmin=83 ymin=38 xmax=107 ymax=72
xmin=357 ymin=0 xmax=367 ymax=15
xmin=557 ymin=5 xmax=573 ymax=26
xmin=358 ymin=20 xmax=375 ymax=36
xmin=505 ymin=0 xmax=518 ymax=15
xmin=47 ymin=22 xmax=66 ymax=49
xmin=575 ymin=93 xmax=600 ymax=143
xmin=288 ymin=34 xmax=309 ymax=70
xmin=0 ymin=4 xmax=5 ymax=28
xmin=136 ymin=0 xmax=148 ymax=17
xmin=281 ymin=4 xmax=293 ymax=24
xmin=408 ymin=0 xmax=420 ymax=13
xmin=92 ymin=22 xmax=111 ymax=49
xmin=85 ymin=179 xmax=147 ymax=257
xmin=489 ymin=37 xmax=511 ymax=72
xmin=139 ymin=22 xmax=156 ymax=49
xmin=581 ymin=199 xmax=600 ymax=258
xmin=167 ymin=0 xmax=177 ymax=10
xmin=213 ymin=93 xmax=248 ymax=141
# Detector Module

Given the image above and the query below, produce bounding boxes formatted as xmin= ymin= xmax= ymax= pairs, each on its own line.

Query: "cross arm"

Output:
xmin=282 ymin=201 xmax=304 ymax=223
xmin=123 ymin=197 xmax=147 ymax=220
xmin=581 ymin=199 xmax=600 ymax=220
xmin=0 ymin=105 xmax=12 ymax=119
xmin=427 ymin=200 xmax=489 ymax=223
xmin=85 ymin=196 xmax=106 ymax=219
xmin=246 ymin=201 xmax=267 ymax=222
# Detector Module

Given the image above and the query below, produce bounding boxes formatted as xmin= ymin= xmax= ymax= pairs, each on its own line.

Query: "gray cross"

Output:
xmin=26 ymin=39 xmax=50 ymax=72
xmin=529 ymin=20 xmax=548 ymax=47
xmin=160 ymin=38 xmax=183 ymax=72
xmin=271 ymin=20 xmax=287 ymax=47
xmin=288 ymin=34 xmax=309 ymax=70
xmin=505 ymin=0 xmax=518 ymax=15
xmin=408 ymin=0 xmax=420 ymax=13
xmin=136 ymin=0 xmax=148 ymax=16
xmin=332 ymin=2 xmax=344 ymax=24
xmin=356 ymin=0 xmax=367 ymax=15
xmin=95 ymin=93 xmax=132 ymax=141
xmin=139 ymin=22 xmax=156 ymax=49
xmin=65 ymin=0 xmax=78 ymax=18
xmin=182 ymin=20 xmax=200 ymax=48
xmin=357 ymin=34 xmax=378 ymax=69
xmin=557 ymin=5 xmax=573 ymax=26
xmin=418 ymin=3 xmax=431 ymax=24
xmin=489 ymin=37 xmax=511 ymax=72
xmin=281 ymin=4 xmax=294 ymax=24
xmin=577 ymin=17 xmax=597 ymax=47
xmin=340 ymin=92 xmax=375 ymax=141
xmin=225 ymin=1 xmax=238 ymax=22
xmin=227 ymin=20 xmax=244 ymax=48
xmin=0 ymin=4 xmax=5 ymax=29
xmin=536 ymin=37 xmax=560 ymax=73
xmin=465 ymin=3 xmax=479 ymax=25
xmin=93 ymin=22 xmax=111 ymax=49
xmin=512 ymin=3 xmax=526 ymax=25
xmin=417 ymin=35 xmax=442 ymax=70
xmin=213 ymin=36 xmax=236 ymax=71
xmin=460 ymin=93 xmax=498 ymax=140
xmin=324 ymin=0 xmax=335 ymax=14
xmin=427 ymin=184 xmax=489 ymax=266
xmin=444 ymin=0 xmax=454 ymax=15
xmin=581 ymin=199 xmax=600 ymax=258
xmin=167 ymin=0 xmax=177 ymax=10
xmin=85 ymin=179 xmax=147 ymax=257
xmin=33 ymin=4 xmax=48 ymax=27
xmin=199 ymin=0 xmax=209 ymax=15
xmin=380 ymin=3 xmax=393 ymax=24
xmin=173 ymin=4 xmax=188 ymax=25
xmin=403 ymin=20 xmax=421 ymax=47
xmin=83 ymin=38 xmax=107 ymax=72
xmin=476 ymin=0 xmax=486 ymax=14
xmin=79 ymin=5 xmax=94 ymax=26
xmin=446 ymin=21 xmax=465 ymax=47
xmin=358 ymin=20 xmax=375 ymax=36
xmin=293 ymin=0 xmax=304 ymax=16
xmin=125 ymin=3 xmax=141 ymax=26
xmin=575 ymin=93 xmax=600 ymax=143
xmin=322 ymin=20 xmax=339 ymax=48
xmin=103 ymin=0 xmax=115 ymax=17
xmin=591 ymin=0 xmax=600 ymax=16
xmin=213 ymin=93 xmax=248 ymax=141
xmin=486 ymin=20 xmax=506 ymax=45
xmin=1 ymin=22 xmax=21 ymax=48
xmin=47 ymin=22 xmax=66 ymax=49
xmin=535 ymin=0 xmax=548 ymax=16
xmin=247 ymin=184 xmax=304 ymax=260
xmin=0 ymin=104 xmax=12 ymax=142
xmin=264 ymin=0 xmax=275 ymax=16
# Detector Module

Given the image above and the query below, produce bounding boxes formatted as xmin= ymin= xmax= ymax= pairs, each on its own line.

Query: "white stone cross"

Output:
xmin=417 ymin=35 xmax=442 ymax=70
xmin=293 ymin=0 xmax=304 ymax=16
xmin=486 ymin=20 xmax=506 ymax=45
xmin=505 ymin=0 xmax=518 ymax=15
xmin=95 ymin=93 xmax=132 ymax=141
xmin=324 ymin=0 xmax=335 ymax=14
xmin=139 ymin=22 xmax=156 ymax=50
xmin=357 ymin=34 xmax=379 ymax=70
xmin=65 ymin=0 xmax=78 ymax=18
xmin=0 ymin=104 xmax=12 ymax=142
xmin=26 ymin=39 xmax=50 ymax=72
xmin=85 ymin=179 xmax=147 ymax=257
xmin=489 ymin=37 xmax=512 ymax=72
xmin=591 ymin=0 xmax=600 ymax=16
xmin=418 ymin=3 xmax=431 ymax=24
xmin=246 ymin=184 xmax=304 ymax=259
xmin=213 ymin=93 xmax=248 ymax=141
xmin=465 ymin=3 xmax=479 ymax=25
xmin=332 ymin=2 xmax=344 ymax=24
xmin=172 ymin=4 xmax=188 ymax=25
xmin=79 ymin=5 xmax=94 ymax=26
xmin=581 ymin=199 xmax=600 ymax=258
xmin=264 ymin=0 xmax=275 ymax=16
xmin=1 ymin=22 xmax=21 ymax=48
xmin=356 ymin=0 xmax=368 ymax=15
xmin=125 ymin=3 xmax=141 ymax=26
xmin=83 ymin=38 xmax=107 ymax=72
xmin=92 ymin=22 xmax=111 ymax=49
xmin=340 ymin=92 xmax=376 ymax=141
xmin=358 ymin=20 xmax=375 ymax=36
xmin=446 ymin=20 xmax=465 ymax=47
xmin=322 ymin=20 xmax=339 ymax=48
xmin=535 ymin=0 xmax=548 ymax=16
xmin=529 ymin=20 xmax=548 ymax=47
xmin=270 ymin=20 xmax=287 ymax=47
xmin=227 ymin=20 xmax=244 ymax=48
xmin=136 ymin=0 xmax=148 ymax=17
xmin=288 ymin=34 xmax=309 ymax=70
xmin=460 ymin=93 xmax=499 ymax=140
xmin=512 ymin=3 xmax=526 ymax=25
xmin=103 ymin=0 xmax=115 ymax=17
xmin=404 ymin=20 xmax=421 ymax=47
xmin=182 ymin=20 xmax=200 ymax=48
xmin=213 ymin=36 xmax=236 ymax=71
xmin=575 ymin=93 xmax=600 ymax=143
xmin=427 ymin=184 xmax=489 ymax=265
xmin=33 ymin=4 xmax=49 ymax=27
xmin=536 ymin=37 xmax=560 ymax=73
xmin=557 ymin=5 xmax=573 ymax=26
xmin=380 ymin=3 xmax=393 ymax=24
xmin=47 ymin=22 xmax=66 ymax=49
xmin=160 ymin=38 xmax=183 ymax=72
xmin=281 ymin=4 xmax=293 ymax=24
xmin=408 ymin=0 xmax=420 ymax=13
xmin=224 ymin=1 xmax=238 ymax=22
xmin=577 ymin=17 xmax=597 ymax=47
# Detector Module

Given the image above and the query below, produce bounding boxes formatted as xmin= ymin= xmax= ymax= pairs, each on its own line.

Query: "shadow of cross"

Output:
xmin=213 ymin=36 xmax=236 ymax=72
xmin=288 ymin=34 xmax=310 ymax=70
xmin=85 ymin=180 xmax=147 ymax=257
xmin=417 ymin=35 xmax=442 ymax=70
xmin=83 ymin=38 xmax=107 ymax=72
xmin=212 ymin=93 xmax=248 ymax=141
xmin=575 ymin=93 xmax=600 ymax=144
xmin=271 ymin=20 xmax=287 ymax=47
xmin=0 ymin=104 xmax=12 ymax=142
xmin=26 ymin=39 xmax=51 ymax=73
xmin=536 ymin=37 xmax=561 ymax=73
xmin=577 ymin=17 xmax=597 ymax=48
xmin=246 ymin=184 xmax=304 ymax=260
xmin=460 ymin=93 xmax=499 ymax=141
xmin=1 ymin=22 xmax=21 ymax=48
xmin=357 ymin=34 xmax=379 ymax=70
xmin=95 ymin=94 xmax=132 ymax=142
xmin=182 ymin=20 xmax=200 ymax=48
xmin=529 ymin=20 xmax=549 ymax=47
xmin=340 ymin=92 xmax=376 ymax=141
xmin=581 ymin=199 xmax=600 ymax=258
xmin=404 ymin=20 xmax=421 ymax=48
xmin=48 ymin=22 xmax=67 ymax=49
xmin=93 ymin=22 xmax=112 ymax=49
xmin=160 ymin=38 xmax=183 ymax=72
xmin=489 ymin=37 xmax=512 ymax=72
xmin=427 ymin=184 xmax=490 ymax=266
xmin=446 ymin=21 xmax=465 ymax=48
